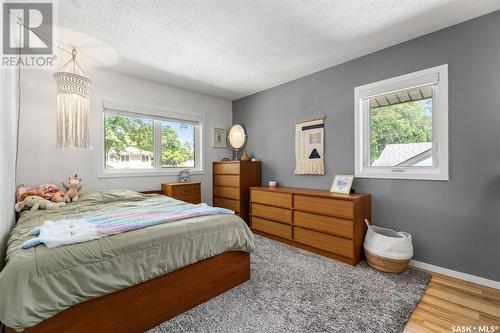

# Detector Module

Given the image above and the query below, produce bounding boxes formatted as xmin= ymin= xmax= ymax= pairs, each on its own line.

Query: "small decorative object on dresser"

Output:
xmin=213 ymin=160 xmax=261 ymax=223
xmin=162 ymin=182 xmax=201 ymax=204
xmin=250 ymin=186 xmax=371 ymax=265
xmin=212 ymin=128 xmax=227 ymax=148
xmin=240 ymin=150 xmax=250 ymax=161
xmin=330 ymin=174 xmax=354 ymax=194
xmin=179 ymin=169 xmax=190 ymax=183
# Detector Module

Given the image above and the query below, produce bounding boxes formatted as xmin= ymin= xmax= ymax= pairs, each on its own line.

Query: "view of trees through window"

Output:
xmin=104 ymin=113 xmax=195 ymax=170
xmin=161 ymin=121 xmax=195 ymax=168
xmin=369 ymin=89 xmax=433 ymax=167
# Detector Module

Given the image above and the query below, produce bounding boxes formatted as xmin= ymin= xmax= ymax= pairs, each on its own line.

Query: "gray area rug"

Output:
xmin=148 ymin=235 xmax=430 ymax=333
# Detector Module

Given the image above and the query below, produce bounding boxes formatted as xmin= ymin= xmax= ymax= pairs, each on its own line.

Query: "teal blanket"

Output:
xmin=22 ymin=203 xmax=234 ymax=249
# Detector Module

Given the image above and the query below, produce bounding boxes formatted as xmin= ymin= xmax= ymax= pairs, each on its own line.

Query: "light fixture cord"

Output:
xmin=16 ymin=19 xmax=72 ymax=56
xmin=14 ymin=19 xmax=22 ymax=212
xmin=17 ymin=20 xmax=86 ymax=75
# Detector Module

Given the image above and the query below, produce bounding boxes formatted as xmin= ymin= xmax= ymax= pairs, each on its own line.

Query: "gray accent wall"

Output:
xmin=233 ymin=11 xmax=500 ymax=281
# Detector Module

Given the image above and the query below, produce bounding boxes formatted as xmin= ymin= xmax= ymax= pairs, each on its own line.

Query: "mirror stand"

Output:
xmin=227 ymin=124 xmax=247 ymax=161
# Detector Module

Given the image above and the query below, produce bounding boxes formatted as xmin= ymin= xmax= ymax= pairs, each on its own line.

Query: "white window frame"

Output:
xmin=98 ymin=100 xmax=205 ymax=178
xmin=354 ymin=64 xmax=449 ymax=180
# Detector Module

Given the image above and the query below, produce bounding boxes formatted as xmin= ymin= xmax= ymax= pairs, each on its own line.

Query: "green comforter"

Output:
xmin=0 ymin=190 xmax=255 ymax=331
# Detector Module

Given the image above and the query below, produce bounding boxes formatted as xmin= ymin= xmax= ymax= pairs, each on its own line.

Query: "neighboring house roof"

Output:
xmin=122 ymin=147 xmax=153 ymax=155
xmin=372 ymin=142 xmax=432 ymax=167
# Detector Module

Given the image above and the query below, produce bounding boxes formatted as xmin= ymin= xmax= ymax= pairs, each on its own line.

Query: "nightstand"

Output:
xmin=161 ymin=182 xmax=201 ymax=204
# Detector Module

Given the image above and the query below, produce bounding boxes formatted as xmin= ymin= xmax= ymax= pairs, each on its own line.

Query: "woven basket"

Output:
xmin=365 ymin=249 xmax=411 ymax=273
xmin=363 ymin=219 xmax=413 ymax=273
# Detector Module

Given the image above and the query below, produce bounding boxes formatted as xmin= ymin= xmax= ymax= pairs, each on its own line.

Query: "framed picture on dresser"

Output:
xmin=330 ymin=174 xmax=354 ymax=194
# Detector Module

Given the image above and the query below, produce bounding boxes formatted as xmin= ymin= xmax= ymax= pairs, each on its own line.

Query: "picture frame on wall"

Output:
xmin=330 ymin=174 xmax=354 ymax=194
xmin=212 ymin=128 xmax=227 ymax=148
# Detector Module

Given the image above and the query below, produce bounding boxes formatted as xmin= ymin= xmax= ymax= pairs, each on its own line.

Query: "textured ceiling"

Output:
xmin=56 ymin=0 xmax=500 ymax=100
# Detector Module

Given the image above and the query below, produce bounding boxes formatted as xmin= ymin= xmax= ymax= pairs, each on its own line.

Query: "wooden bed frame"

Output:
xmin=5 ymin=251 xmax=250 ymax=333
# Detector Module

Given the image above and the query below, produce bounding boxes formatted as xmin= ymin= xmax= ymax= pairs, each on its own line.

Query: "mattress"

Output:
xmin=0 ymin=190 xmax=255 ymax=331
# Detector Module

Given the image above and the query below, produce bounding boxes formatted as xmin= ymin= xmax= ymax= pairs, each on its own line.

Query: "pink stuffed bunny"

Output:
xmin=62 ymin=174 xmax=82 ymax=203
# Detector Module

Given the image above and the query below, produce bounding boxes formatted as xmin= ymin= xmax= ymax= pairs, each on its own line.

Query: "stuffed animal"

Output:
xmin=16 ymin=184 xmax=61 ymax=202
xmin=15 ymin=196 xmax=66 ymax=212
xmin=62 ymin=174 xmax=82 ymax=203
xmin=39 ymin=184 xmax=60 ymax=198
xmin=50 ymin=191 xmax=66 ymax=203
xmin=16 ymin=186 xmax=45 ymax=202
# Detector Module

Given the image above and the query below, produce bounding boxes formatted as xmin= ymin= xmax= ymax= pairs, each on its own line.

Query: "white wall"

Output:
xmin=17 ymin=68 xmax=232 ymax=204
xmin=0 ymin=69 xmax=18 ymax=269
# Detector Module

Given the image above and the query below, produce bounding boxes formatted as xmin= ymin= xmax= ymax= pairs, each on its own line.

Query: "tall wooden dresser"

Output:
xmin=250 ymin=186 xmax=371 ymax=265
xmin=213 ymin=161 xmax=261 ymax=223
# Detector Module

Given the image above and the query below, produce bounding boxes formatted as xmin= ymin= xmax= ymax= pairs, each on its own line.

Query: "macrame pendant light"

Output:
xmin=53 ymin=48 xmax=92 ymax=149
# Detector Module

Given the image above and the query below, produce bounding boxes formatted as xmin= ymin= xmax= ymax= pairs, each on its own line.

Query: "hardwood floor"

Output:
xmin=405 ymin=272 xmax=500 ymax=332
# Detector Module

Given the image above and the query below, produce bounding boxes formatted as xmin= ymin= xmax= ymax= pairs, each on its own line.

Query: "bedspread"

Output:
xmin=0 ymin=190 xmax=254 ymax=331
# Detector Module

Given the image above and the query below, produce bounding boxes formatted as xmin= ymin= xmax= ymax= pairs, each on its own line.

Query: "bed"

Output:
xmin=0 ymin=190 xmax=254 ymax=332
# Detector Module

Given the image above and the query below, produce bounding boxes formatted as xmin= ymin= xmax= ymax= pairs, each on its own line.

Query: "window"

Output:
xmin=161 ymin=120 xmax=195 ymax=168
xmin=354 ymin=65 xmax=448 ymax=180
xmin=100 ymin=101 xmax=203 ymax=176
xmin=105 ymin=114 xmax=154 ymax=170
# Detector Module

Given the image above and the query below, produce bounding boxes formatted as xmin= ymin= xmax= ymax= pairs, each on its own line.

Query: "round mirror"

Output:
xmin=227 ymin=124 xmax=247 ymax=156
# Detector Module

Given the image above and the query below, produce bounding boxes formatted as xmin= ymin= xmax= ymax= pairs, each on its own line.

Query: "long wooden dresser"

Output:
xmin=250 ymin=186 xmax=371 ymax=265
xmin=213 ymin=160 xmax=261 ymax=223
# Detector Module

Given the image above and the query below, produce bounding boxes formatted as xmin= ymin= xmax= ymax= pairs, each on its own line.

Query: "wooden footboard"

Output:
xmin=6 ymin=251 xmax=250 ymax=333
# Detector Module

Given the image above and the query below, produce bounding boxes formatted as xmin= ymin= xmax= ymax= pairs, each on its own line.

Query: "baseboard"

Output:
xmin=409 ymin=260 xmax=500 ymax=290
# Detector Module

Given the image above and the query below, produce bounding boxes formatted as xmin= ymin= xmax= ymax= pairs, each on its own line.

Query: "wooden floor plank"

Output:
xmin=430 ymin=273 xmax=500 ymax=300
xmin=419 ymin=294 xmax=480 ymax=320
xmin=405 ymin=272 xmax=500 ymax=332
xmin=430 ymin=276 xmax=500 ymax=303
xmin=404 ymin=319 xmax=441 ymax=333
xmin=427 ymin=280 xmax=500 ymax=305
xmin=479 ymin=313 xmax=500 ymax=326
xmin=425 ymin=282 xmax=500 ymax=317
xmin=411 ymin=308 xmax=457 ymax=331
xmin=416 ymin=302 xmax=478 ymax=325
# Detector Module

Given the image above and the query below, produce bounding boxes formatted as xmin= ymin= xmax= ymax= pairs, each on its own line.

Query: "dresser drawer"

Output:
xmin=162 ymin=183 xmax=201 ymax=204
xmin=294 ymin=211 xmax=353 ymax=239
xmin=213 ymin=186 xmax=240 ymax=200
xmin=251 ymin=190 xmax=291 ymax=208
xmin=252 ymin=217 xmax=291 ymax=239
xmin=293 ymin=227 xmax=353 ymax=259
xmin=170 ymin=184 xmax=200 ymax=196
xmin=213 ymin=197 xmax=240 ymax=212
xmin=175 ymin=195 xmax=201 ymax=204
xmin=214 ymin=163 xmax=240 ymax=175
xmin=293 ymin=195 xmax=353 ymax=219
xmin=214 ymin=175 xmax=240 ymax=187
xmin=252 ymin=203 xmax=291 ymax=224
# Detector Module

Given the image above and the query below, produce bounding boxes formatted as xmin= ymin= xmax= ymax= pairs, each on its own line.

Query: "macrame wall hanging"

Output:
xmin=53 ymin=49 xmax=92 ymax=149
xmin=294 ymin=102 xmax=325 ymax=175
xmin=16 ymin=19 xmax=92 ymax=149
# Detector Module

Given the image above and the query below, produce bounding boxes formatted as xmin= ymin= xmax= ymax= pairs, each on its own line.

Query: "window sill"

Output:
xmin=355 ymin=169 xmax=448 ymax=181
xmin=98 ymin=169 xmax=205 ymax=178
